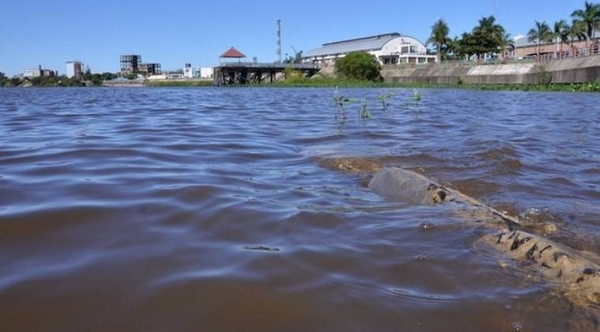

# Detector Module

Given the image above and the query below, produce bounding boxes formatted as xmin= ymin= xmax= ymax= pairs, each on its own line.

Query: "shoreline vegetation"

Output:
xmin=2 ymin=75 xmax=600 ymax=92
xmin=2 ymin=69 xmax=600 ymax=92
xmin=266 ymin=75 xmax=600 ymax=92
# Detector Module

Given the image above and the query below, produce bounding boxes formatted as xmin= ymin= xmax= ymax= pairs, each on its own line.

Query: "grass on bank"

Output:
xmin=269 ymin=72 xmax=600 ymax=92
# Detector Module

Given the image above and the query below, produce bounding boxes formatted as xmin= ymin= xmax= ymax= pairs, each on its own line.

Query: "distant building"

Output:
xmin=22 ymin=69 xmax=41 ymax=78
xmin=23 ymin=65 xmax=58 ymax=78
xmin=302 ymin=32 xmax=435 ymax=67
xmin=183 ymin=63 xmax=194 ymax=78
xmin=512 ymin=35 xmax=600 ymax=61
xmin=120 ymin=54 xmax=162 ymax=76
xmin=66 ymin=61 xmax=83 ymax=79
xmin=180 ymin=63 xmax=212 ymax=78
xmin=138 ymin=63 xmax=161 ymax=76
xmin=200 ymin=67 xmax=213 ymax=79
xmin=120 ymin=54 xmax=142 ymax=74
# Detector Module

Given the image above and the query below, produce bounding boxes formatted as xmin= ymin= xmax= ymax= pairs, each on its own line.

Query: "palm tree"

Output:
xmin=428 ymin=18 xmax=450 ymax=62
xmin=474 ymin=16 xmax=505 ymax=37
xmin=473 ymin=16 xmax=506 ymax=57
xmin=445 ymin=36 xmax=460 ymax=60
xmin=568 ymin=20 xmax=587 ymax=56
xmin=499 ymin=33 xmax=515 ymax=60
xmin=571 ymin=1 xmax=600 ymax=49
xmin=528 ymin=20 xmax=552 ymax=60
xmin=552 ymin=20 xmax=570 ymax=59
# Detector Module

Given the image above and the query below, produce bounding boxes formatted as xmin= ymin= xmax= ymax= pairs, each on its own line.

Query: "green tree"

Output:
xmin=0 ymin=72 xmax=8 ymax=87
xmin=82 ymin=69 xmax=92 ymax=81
xmin=568 ymin=19 xmax=587 ymax=55
xmin=456 ymin=16 xmax=506 ymax=58
xmin=283 ymin=50 xmax=303 ymax=64
xmin=528 ymin=20 xmax=552 ymax=59
xmin=101 ymin=72 xmax=117 ymax=81
xmin=552 ymin=20 xmax=570 ymax=58
xmin=445 ymin=36 xmax=461 ymax=60
xmin=499 ymin=33 xmax=514 ymax=60
xmin=428 ymin=18 xmax=450 ymax=62
xmin=571 ymin=1 xmax=600 ymax=49
xmin=10 ymin=77 xmax=21 ymax=86
xmin=456 ymin=32 xmax=476 ymax=57
xmin=335 ymin=52 xmax=382 ymax=82
xmin=91 ymin=74 xmax=103 ymax=86
xmin=472 ymin=16 xmax=506 ymax=55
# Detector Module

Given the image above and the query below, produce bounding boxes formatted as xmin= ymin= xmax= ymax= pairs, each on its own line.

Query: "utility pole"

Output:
xmin=276 ymin=19 xmax=282 ymax=63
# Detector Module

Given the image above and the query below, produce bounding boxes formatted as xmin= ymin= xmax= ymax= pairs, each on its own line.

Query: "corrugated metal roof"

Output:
xmin=304 ymin=33 xmax=400 ymax=57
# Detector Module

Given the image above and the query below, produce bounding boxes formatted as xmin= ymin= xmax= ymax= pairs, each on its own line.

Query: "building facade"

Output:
xmin=302 ymin=33 xmax=436 ymax=67
xmin=183 ymin=63 xmax=194 ymax=78
xmin=120 ymin=54 xmax=142 ymax=74
xmin=23 ymin=65 xmax=58 ymax=78
xmin=513 ymin=36 xmax=600 ymax=61
xmin=66 ymin=61 xmax=83 ymax=79
xmin=138 ymin=63 xmax=161 ymax=76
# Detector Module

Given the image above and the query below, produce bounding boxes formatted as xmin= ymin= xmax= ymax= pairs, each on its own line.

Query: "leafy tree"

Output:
xmin=0 ymin=72 xmax=8 ymax=87
xmin=335 ymin=52 xmax=382 ymax=82
xmin=455 ymin=32 xmax=475 ymax=57
xmin=571 ymin=1 xmax=600 ymax=48
xmin=472 ymin=16 xmax=506 ymax=55
xmin=283 ymin=50 xmax=303 ymax=64
xmin=552 ymin=20 xmax=570 ymax=58
xmin=91 ymin=74 xmax=103 ymax=86
xmin=445 ymin=36 xmax=462 ymax=60
xmin=528 ymin=20 xmax=552 ymax=59
xmin=499 ymin=33 xmax=514 ymax=60
xmin=454 ymin=16 xmax=506 ymax=58
xmin=428 ymin=18 xmax=450 ymax=62
xmin=568 ymin=19 xmax=587 ymax=54
xmin=82 ymin=69 xmax=92 ymax=81
xmin=10 ymin=77 xmax=21 ymax=86
xmin=101 ymin=72 xmax=117 ymax=81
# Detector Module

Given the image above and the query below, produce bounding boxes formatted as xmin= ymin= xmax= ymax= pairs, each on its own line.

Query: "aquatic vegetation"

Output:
xmin=332 ymin=88 xmax=427 ymax=123
xmin=376 ymin=91 xmax=394 ymax=111
xmin=411 ymin=89 xmax=422 ymax=107
xmin=359 ymin=98 xmax=372 ymax=120
xmin=333 ymin=87 xmax=354 ymax=121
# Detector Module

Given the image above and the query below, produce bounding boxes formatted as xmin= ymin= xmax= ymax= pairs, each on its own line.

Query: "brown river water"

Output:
xmin=0 ymin=87 xmax=599 ymax=331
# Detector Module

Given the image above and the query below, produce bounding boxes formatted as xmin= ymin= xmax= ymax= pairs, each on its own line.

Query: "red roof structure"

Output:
xmin=220 ymin=47 xmax=246 ymax=58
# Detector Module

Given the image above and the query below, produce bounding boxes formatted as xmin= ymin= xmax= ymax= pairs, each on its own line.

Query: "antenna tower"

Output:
xmin=276 ymin=19 xmax=282 ymax=63
xmin=494 ymin=0 xmax=499 ymax=17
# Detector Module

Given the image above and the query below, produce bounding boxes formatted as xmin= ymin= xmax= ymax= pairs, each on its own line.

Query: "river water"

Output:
xmin=0 ymin=87 xmax=599 ymax=331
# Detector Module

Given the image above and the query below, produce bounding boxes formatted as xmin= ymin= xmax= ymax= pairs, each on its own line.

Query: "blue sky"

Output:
xmin=0 ymin=0 xmax=587 ymax=76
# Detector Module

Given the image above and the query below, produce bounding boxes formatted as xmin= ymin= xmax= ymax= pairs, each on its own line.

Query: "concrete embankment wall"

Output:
xmin=382 ymin=55 xmax=600 ymax=84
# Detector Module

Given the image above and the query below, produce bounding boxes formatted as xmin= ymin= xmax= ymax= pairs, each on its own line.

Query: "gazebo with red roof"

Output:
xmin=220 ymin=47 xmax=246 ymax=63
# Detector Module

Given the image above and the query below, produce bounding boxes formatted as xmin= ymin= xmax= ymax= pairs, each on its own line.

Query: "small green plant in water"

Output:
xmin=359 ymin=98 xmax=372 ymax=120
xmin=377 ymin=91 xmax=394 ymax=111
xmin=412 ymin=89 xmax=422 ymax=107
xmin=412 ymin=89 xmax=422 ymax=106
xmin=333 ymin=87 xmax=353 ymax=120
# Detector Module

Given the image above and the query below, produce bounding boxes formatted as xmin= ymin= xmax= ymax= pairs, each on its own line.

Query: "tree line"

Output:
xmin=0 ymin=70 xmax=119 ymax=87
xmin=428 ymin=1 xmax=600 ymax=60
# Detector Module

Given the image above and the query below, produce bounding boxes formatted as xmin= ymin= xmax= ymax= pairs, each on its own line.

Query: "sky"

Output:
xmin=0 ymin=0 xmax=588 ymax=76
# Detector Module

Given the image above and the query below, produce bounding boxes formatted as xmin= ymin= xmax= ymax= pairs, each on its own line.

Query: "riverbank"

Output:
xmin=382 ymin=55 xmax=600 ymax=87
xmin=267 ymin=76 xmax=600 ymax=92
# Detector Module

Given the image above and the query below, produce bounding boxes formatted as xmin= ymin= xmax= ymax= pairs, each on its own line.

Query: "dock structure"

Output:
xmin=213 ymin=62 xmax=322 ymax=86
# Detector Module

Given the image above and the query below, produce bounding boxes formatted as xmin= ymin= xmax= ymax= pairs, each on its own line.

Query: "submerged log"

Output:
xmin=369 ymin=166 xmax=600 ymax=308
xmin=319 ymin=156 xmax=600 ymax=310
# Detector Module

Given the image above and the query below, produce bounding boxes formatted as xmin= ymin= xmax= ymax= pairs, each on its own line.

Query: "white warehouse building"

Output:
xmin=302 ymin=32 xmax=436 ymax=67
